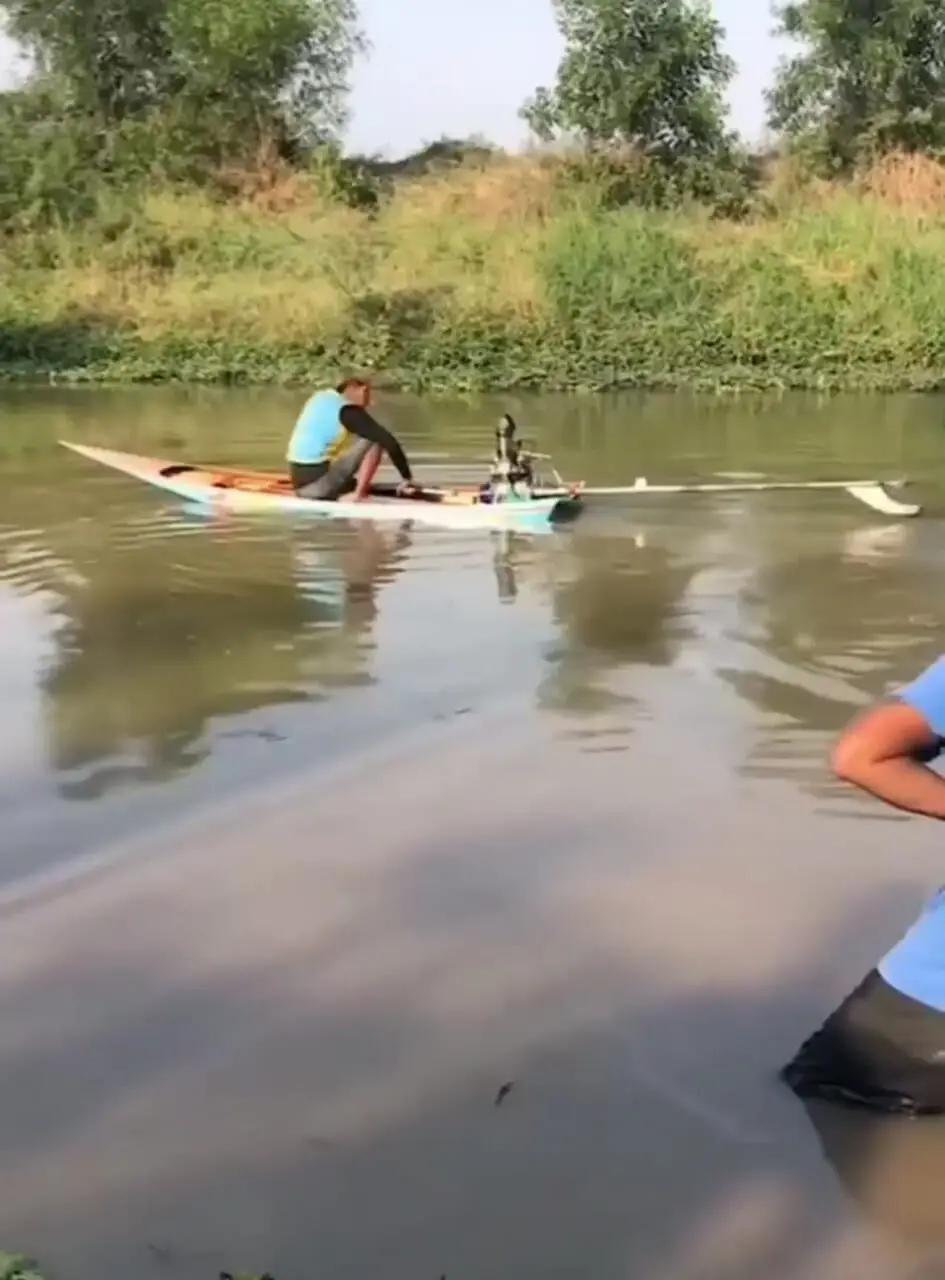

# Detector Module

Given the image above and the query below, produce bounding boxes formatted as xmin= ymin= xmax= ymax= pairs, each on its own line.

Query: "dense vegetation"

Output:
xmin=2 ymin=0 xmax=945 ymax=390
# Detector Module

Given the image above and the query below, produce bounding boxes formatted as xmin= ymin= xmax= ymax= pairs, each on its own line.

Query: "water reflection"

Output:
xmin=800 ymin=1099 xmax=945 ymax=1255
xmin=0 ymin=384 xmax=944 ymax=831
xmin=6 ymin=386 xmax=945 ymax=1259
xmin=522 ymin=524 xmax=706 ymax=736
xmin=38 ymin=521 xmax=410 ymax=799
xmin=725 ymin=520 xmax=945 ymax=802
xmin=541 ymin=537 xmax=694 ymax=713
xmin=492 ymin=530 xmax=526 ymax=605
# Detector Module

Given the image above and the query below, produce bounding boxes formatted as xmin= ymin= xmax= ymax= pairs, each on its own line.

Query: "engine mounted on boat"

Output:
xmin=488 ymin=414 xmax=535 ymax=499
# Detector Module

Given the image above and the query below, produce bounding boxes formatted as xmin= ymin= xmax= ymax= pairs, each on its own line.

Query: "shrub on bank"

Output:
xmin=4 ymin=149 xmax=945 ymax=390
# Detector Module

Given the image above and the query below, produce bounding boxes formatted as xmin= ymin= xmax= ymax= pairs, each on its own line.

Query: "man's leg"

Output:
xmin=297 ymin=439 xmax=374 ymax=500
xmin=352 ymin=444 xmax=383 ymax=500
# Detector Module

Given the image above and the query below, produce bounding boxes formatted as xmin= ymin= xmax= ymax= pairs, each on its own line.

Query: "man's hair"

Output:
xmin=336 ymin=375 xmax=371 ymax=393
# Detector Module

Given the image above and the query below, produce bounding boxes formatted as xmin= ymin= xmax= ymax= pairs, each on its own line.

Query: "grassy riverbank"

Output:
xmin=4 ymin=152 xmax=945 ymax=391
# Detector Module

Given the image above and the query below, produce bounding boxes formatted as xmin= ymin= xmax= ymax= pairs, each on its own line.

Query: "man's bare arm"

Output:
xmin=831 ymin=701 xmax=945 ymax=818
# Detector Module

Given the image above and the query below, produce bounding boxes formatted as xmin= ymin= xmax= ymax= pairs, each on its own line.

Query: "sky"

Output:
xmin=0 ymin=1 xmax=783 ymax=157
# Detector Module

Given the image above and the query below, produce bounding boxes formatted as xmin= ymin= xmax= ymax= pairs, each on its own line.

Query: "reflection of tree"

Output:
xmin=492 ymin=529 xmax=703 ymax=718
xmin=726 ymin=531 xmax=945 ymax=796
xmin=28 ymin=521 xmax=409 ymax=800
xmin=732 ymin=541 xmax=943 ymax=715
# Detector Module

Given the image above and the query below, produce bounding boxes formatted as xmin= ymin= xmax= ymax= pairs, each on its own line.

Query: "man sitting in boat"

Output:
xmin=287 ymin=376 xmax=416 ymax=501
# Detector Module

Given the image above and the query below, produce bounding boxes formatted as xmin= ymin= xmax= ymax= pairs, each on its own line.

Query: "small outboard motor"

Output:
xmin=488 ymin=414 xmax=534 ymax=500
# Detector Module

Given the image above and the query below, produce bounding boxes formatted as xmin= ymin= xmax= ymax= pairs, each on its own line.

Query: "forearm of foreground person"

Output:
xmin=831 ymin=701 xmax=945 ymax=818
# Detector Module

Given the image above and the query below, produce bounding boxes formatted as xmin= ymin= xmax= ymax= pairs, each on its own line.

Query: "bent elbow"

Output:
xmin=830 ymin=736 xmax=870 ymax=785
xmin=830 ymin=701 xmax=934 ymax=790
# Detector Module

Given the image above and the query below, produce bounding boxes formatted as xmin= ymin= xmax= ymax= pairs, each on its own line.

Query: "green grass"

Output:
xmin=0 ymin=1253 xmax=44 ymax=1280
xmin=6 ymin=153 xmax=945 ymax=390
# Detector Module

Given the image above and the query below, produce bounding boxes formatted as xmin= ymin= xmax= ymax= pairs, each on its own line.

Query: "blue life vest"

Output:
xmin=286 ymin=390 xmax=350 ymax=464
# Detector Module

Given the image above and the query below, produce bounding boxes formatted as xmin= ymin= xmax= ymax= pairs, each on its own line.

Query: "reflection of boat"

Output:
xmin=38 ymin=520 xmax=409 ymax=800
xmin=60 ymin=442 xmax=583 ymax=531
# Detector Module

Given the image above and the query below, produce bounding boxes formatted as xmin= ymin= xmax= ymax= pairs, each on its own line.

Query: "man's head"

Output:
xmin=337 ymin=376 xmax=372 ymax=408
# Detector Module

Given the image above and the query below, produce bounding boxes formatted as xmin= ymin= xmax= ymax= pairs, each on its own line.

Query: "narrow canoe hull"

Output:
xmin=60 ymin=442 xmax=583 ymax=531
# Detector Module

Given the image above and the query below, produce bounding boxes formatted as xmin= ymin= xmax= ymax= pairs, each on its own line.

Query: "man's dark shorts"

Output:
xmin=290 ymin=437 xmax=374 ymax=500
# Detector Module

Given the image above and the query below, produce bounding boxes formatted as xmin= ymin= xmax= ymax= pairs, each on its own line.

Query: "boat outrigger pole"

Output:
xmin=573 ymin=476 xmax=921 ymax=518
xmin=476 ymin=422 xmax=920 ymax=519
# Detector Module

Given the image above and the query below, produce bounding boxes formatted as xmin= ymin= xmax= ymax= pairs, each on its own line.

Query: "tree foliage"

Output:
xmin=521 ymin=0 xmax=736 ymax=160
xmin=165 ymin=0 xmax=363 ymax=146
xmin=0 ymin=0 xmax=363 ymax=154
xmin=0 ymin=87 xmax=105 ymax=229
xmin=768 ymin=0 xmax=945 ymax=169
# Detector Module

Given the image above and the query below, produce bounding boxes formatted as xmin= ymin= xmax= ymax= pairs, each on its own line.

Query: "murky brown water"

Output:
xmin=2 ymin=386 xmax=942 ymax=877
xmin=3 ymin=386 xmax=945 ymax=1278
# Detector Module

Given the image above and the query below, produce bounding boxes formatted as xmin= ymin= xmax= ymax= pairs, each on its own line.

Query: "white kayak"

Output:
xmin=59 ymin=442 xmax=584 ymax=531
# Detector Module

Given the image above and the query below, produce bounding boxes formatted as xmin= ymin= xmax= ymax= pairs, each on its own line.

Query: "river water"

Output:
xmin=2 ymin=386 xmax=945 ymax=1278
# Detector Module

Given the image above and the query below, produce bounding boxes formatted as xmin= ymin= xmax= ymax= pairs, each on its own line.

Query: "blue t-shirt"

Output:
xmin=876 ymin=655 xmax=945 ymax=1011
xmin=286 ymin=390 xmax=347 ymax=464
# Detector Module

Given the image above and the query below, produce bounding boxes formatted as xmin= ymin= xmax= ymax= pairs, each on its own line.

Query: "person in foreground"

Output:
xmin=781 ymin=654 xmax=945 ymax=1115
xmin=287 ymin=376 xmax=416 ymax=502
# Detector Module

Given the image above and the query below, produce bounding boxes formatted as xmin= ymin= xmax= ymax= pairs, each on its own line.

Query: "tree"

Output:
xmin=166 ymin=0 xmax=363 ymax=147
xmin=0 ymin=0 xmax=363 ymax=147
xmin=521 ymin=0 xmax=736 ymax=160
xmin=0 ymin=0 xmax=175 ymax=124
xmin=767 ymin=0 xmax=945 ymax=169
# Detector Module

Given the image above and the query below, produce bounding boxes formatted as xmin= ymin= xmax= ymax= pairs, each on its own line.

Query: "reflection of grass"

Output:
xmin=0 ymin=1254 xmax=275 ymax=1280
xmin=0 ymin=1252 xmax=44 ymax=1280
xmin=8 ymin=152 xmax=945 ymax=389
